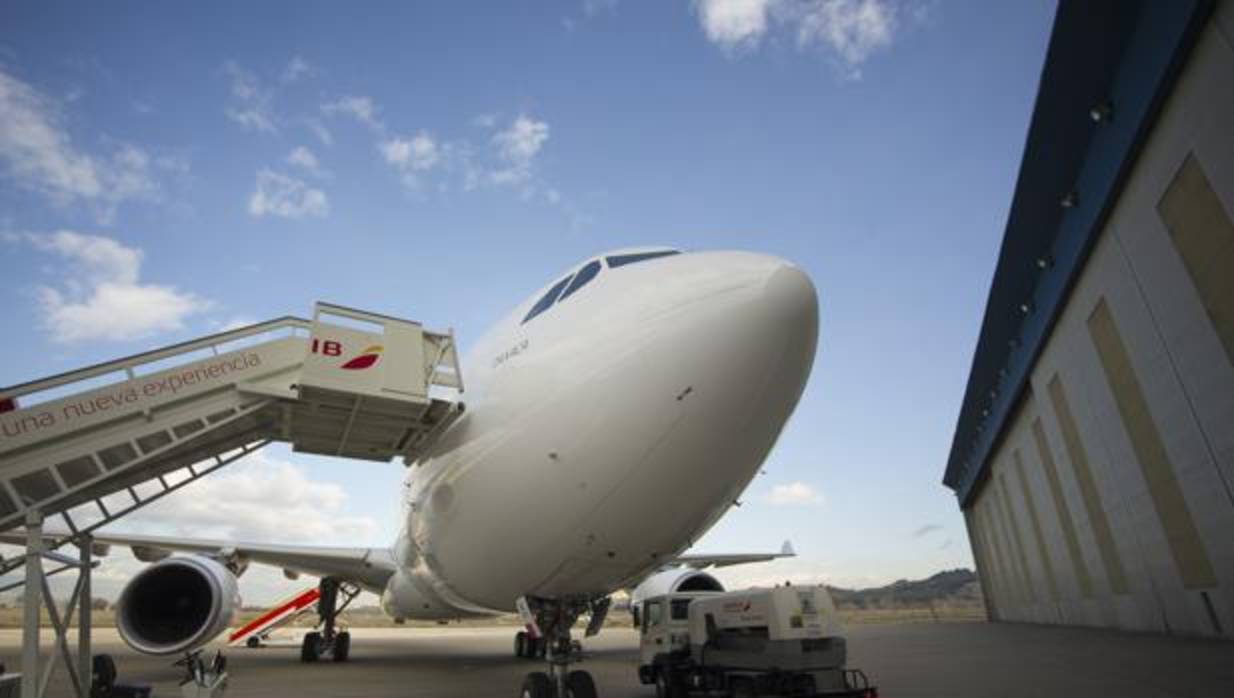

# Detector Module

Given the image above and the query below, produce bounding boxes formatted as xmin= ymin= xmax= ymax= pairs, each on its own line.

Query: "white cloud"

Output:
xmin=766 ymin=481 xmax=824 ymax=506
xmin=692 ymin=0 xmax=899 ymax=77
xmin=490 ymin=115 xmax=549 ymax=186
xmin=283 ymin=55 xmax=314 ymax=83
xmin=321 ymin=95 xmax=383 ymax=132
xmin=305 ymin=118 xmax=333 ymax=146
xmin=0 ymin=68 xmax=162 ymax=220
xmin=286 ymin=145 xmax=324 ymax=176
xmin=583 ymin=0 xmax=620 ymax=15
xmin=248 ymin=169 xmax=329 ymax=219
xmin=223 ymin=61 xmax=276 ymax=133
xmin=493 ymin=115 xmax=549 ymax=165
xmin=120 ymin=450 xmax=380 ymax=543
xmin=12 ymin=231 xmax=212 ymax=343
xmin=694 ymin=0 xmax=774 ymax=51
xmin=794 ymin=0 xmax=895 ymax=75
xmin=381 ymin=131 xmax=439 ymax=173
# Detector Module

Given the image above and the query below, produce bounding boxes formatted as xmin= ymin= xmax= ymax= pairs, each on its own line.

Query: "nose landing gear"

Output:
xmin=515 ymin=595 xmax=610 ymax=698
xmin=299 ymin=577 xmax=358 ymax=663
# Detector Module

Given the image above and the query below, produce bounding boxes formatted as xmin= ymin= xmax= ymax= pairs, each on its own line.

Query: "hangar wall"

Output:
xmin=964 ymin=1 xmax=1234 ymax=637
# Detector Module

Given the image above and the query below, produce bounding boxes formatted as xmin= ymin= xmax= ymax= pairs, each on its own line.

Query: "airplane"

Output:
xmin=5 ymin=247 xmax=819 ymax=698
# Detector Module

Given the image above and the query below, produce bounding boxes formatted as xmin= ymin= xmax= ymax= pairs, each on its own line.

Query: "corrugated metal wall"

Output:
xmin=965 ymin=1 xmax=1234 ymax=637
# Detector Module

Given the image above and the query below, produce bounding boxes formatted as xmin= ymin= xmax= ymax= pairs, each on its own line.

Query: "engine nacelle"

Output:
xmin=115 ymin=556 xmax=240 ymax=656
xmin=381 ymin=569 xmax=461 ymax=620
xmin=630 ymin=568 xmax=725 ymax=607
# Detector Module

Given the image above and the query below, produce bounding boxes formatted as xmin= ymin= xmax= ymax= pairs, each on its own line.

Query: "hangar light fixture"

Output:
xmin=1060 ymin=190 xmax=1079 ymax=208
xmin=1036 ymin=255 xmax=1053 ymax=269
xmin=1019 ymin=301 xmax=1034 ymax=314
xmin=1089 ymin=101 xmax=1114 ymax=123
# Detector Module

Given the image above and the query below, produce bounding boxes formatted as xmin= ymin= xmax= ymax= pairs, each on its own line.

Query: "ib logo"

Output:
xmin=311 ymin=339 xmax=384 ymax=370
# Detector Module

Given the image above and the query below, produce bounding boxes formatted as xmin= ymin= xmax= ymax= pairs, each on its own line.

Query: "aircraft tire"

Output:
xmin=567 ymin=670 xmax=598 ymax=698
xmin=514 ymin=631 xmax=528 ymax=658
xmin=333 ymin=631 xmax=351 ymax=662
xmin=520 ymin=671 xmax=553 ymax=698
xmin=300 ymin=631 xmax=321 ymax=663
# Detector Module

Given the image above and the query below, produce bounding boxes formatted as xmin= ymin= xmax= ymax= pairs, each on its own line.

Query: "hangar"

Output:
xmin=944 ymin=0 xmax=1234 ymax=637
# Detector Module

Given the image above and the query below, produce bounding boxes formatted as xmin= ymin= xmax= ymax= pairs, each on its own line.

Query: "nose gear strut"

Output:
xmin=516 ymin=595 xmax=610 ymax=698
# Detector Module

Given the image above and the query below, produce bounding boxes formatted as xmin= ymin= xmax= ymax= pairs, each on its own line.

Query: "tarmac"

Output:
xmin=3 ymin=622 xmax=1233 ymax=697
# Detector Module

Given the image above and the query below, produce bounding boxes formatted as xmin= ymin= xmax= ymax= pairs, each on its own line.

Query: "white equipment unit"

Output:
xmin=0 ymin=302 xmax=462 ymax=698
xmin=637 ymin=586 xmax=877 ymax=698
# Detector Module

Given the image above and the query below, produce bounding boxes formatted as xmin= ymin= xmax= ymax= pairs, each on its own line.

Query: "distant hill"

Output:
xmin=827 ymin=569 xmax=981 ymax=609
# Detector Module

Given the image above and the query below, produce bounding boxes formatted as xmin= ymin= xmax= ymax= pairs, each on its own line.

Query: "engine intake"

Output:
xmin=115 ymin=556 xmax=239 ymax=656
xmin=630 ymin=568 xmax=725 ymax=607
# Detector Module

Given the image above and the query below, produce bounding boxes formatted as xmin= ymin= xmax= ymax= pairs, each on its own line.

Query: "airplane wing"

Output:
xmin=669 ymin=540 xmax=796 ymax=569
xmin=0 ymin=529 xmax=396 ymax=593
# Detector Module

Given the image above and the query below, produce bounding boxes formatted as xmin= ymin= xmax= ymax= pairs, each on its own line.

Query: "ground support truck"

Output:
xmin=636 ymin=585 xmax=877 ymax=698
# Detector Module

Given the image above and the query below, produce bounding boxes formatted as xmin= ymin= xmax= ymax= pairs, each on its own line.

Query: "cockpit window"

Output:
xmin=605 ymin=250 xmax=680 ymax=268
xmin=559 ymin=260 xmax=601 ymax=301
xmin=522 ymin=274 xmax=574 ymax=324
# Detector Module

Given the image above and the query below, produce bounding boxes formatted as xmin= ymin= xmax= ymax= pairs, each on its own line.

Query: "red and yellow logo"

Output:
xmin=340 ymin=344 xmax=383 ymax=370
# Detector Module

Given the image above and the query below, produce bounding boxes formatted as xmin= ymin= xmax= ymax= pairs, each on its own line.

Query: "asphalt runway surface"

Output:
xmin=3 ymin=622 xmax=1233 ymax=697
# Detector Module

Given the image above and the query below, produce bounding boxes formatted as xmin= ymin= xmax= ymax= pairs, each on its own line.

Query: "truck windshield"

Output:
xmin=646 ymin=601 xmax=663 ymax=627
xmin=671 ymin=598 xmax=691 ymax=620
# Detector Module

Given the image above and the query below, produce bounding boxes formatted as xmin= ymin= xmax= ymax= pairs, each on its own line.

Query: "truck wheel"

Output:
xmin=567 ymin=670 xmax=597 ymax=698
xmin=520 ymin=672 xmax=553 ymax=698
xmin=729 ymin=677 xmax=756 ymax=698
xmin=656 ymin=670 xmax=680 ymax=698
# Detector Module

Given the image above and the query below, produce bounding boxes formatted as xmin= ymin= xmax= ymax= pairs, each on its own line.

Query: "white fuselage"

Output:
xmin=380 ymin=249 xmax=818 ymax=618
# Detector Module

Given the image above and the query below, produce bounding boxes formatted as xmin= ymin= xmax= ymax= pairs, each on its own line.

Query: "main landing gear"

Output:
xmin=300 ymin=577 xmax=359 ymax=663
xmin=516 ymin=595 xmax=611 ymax=698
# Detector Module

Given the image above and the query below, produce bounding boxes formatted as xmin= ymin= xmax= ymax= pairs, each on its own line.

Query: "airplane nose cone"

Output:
xmin=761 ymin=262 xmax=819 ymax=359
xmin=749 ymin=261 xmax=819 ymax=414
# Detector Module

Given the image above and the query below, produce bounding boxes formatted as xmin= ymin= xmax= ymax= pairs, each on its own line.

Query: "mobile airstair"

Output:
xmin=0 ymin=302 xmax=464 ymax=698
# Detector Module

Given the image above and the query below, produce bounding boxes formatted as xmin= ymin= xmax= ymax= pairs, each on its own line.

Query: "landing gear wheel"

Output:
xmin=566 ymin=670 xmax=597 ymax=698
xmin=520 ymin=671 xmax=553 ymax=698
xmin=515 ymin=631 xmax=528 ymax=659
xmin=246 ymin=636 xmax=261 ymax=649
xmin=332 ymin=631 xmax=351 ymax=662
xmin=534 ymin=637 xmax=547 ymax=658
xmin=300 ymin=631 xmax=321 ymax=663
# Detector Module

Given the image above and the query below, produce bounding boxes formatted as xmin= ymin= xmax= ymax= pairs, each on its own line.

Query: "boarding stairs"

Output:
xmin=0 ymin=301 xmax=463 ymax=545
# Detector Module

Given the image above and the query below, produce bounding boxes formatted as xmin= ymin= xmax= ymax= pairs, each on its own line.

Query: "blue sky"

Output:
xmin=1 ymin=1 xmax=1056 ymax=601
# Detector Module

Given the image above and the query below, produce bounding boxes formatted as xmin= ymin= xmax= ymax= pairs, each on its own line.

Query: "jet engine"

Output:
xmin=115 ymin=556 xmax=240 ymax=656
xmin=630 ymin=568 xmax=725 ymax=607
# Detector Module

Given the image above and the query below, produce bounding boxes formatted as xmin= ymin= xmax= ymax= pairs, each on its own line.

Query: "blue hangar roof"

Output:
xmin=943 ymin=0 xmax=1215 ymax=506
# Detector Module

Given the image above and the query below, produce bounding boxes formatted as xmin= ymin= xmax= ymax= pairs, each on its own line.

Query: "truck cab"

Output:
xmin=637 ymin=592 xmax=717 ymax=671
